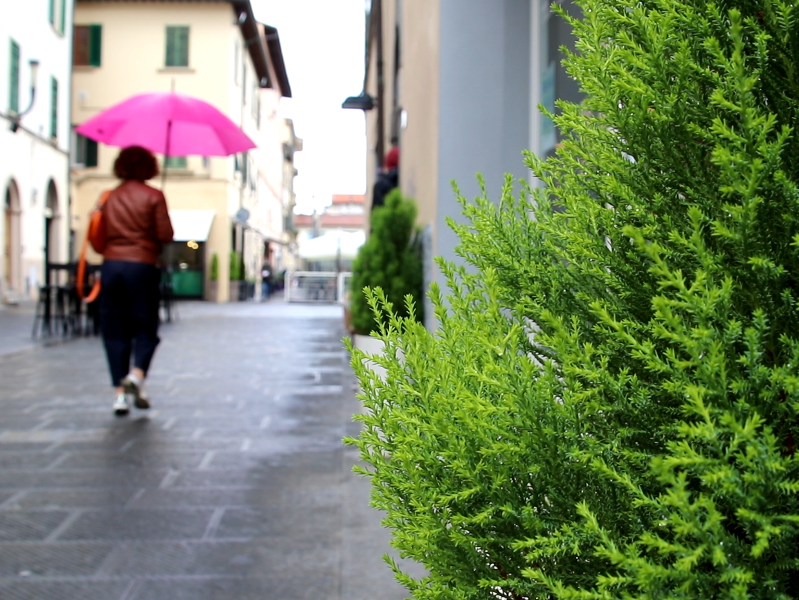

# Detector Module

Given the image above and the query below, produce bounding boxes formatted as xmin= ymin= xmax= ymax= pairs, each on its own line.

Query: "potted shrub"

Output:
xmin=350 ymin=188 xmax=423 ymax=356
xmin=228 ymin=251 xmax=243 ymax=302
xmin=207 ymin=252 xmax=219 ymax=302
xmin=347 ymin=2 xmax=799 ymax=598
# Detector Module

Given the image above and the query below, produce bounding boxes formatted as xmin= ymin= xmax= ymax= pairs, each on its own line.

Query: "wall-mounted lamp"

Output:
xmin=9 ymin=59 xmax=40 ymax=133
xmin=341 ymin=93 xmax=375 ymax=111
xmin=238 ymin=11 xmax=247 ymax=24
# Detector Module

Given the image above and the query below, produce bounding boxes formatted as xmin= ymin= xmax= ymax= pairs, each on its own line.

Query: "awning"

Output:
xmin=169 ymin=210 xmax=216 ymax=242
xmin=299 ymin=230 xmax=365 ymax=261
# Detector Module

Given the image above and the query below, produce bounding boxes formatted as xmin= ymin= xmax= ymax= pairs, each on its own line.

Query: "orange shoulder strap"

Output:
xmin=76 ymin=190 xmax=110 ymax=303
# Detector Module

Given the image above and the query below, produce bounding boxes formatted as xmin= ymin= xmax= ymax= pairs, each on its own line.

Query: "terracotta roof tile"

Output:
xmin=332 ymin=194 xmax=365 ymax=205
xmin=320 ymin=214 xmax=365 ymax=228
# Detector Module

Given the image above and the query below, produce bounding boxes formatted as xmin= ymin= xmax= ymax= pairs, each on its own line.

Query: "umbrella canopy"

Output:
xmin=75 ymin=92 xmax=256 ymax=157
xmin=299 ymin=230 xmax=365 ymax=262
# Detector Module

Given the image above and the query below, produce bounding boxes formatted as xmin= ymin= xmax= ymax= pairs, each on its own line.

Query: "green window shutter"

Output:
xmin=165 ymin=26 xmax=189 ymax=67
xmin=50 ymin=77 xmax=58 ymax=139
xmin=165 ymin=156 xmax=187 ymax=169
xmin=9 ymin=40 xmax=19 ymax=113
xmin=49 ymin=0 xmax=55 ymax=26
xmin=179 ymin=27 xmax=189 ymax=66
xmin=59 ymin=0 xmax=66 ymax=33
xmin=165 ymin=27 xmax=174 ymax=66
xmin=89 ymin=25 xmax=102 ymax=66
xmin=85 ymin=138 xmax=98 ymax=167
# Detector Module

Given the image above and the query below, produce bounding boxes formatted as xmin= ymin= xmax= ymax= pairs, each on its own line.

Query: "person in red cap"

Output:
xmin=372 ymin=145 xmax=399 ymax=210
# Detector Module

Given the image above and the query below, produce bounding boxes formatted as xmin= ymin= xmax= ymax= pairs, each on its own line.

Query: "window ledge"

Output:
xmin=159 ymin=67 xmax=195 ymax=74
xmin=73 ymin=65 xmax=100 ymax=71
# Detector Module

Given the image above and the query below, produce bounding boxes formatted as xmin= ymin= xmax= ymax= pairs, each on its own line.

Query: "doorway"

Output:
xmin=3 ymin=180 xmax=21 ymax=294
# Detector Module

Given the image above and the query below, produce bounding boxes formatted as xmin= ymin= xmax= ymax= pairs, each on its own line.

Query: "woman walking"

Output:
xmin=100 ymin=146 xmax=174 ymax=415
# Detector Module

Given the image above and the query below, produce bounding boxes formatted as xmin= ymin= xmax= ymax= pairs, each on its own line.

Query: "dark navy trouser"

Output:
xmin=100 ymin=260 xmax=161 ymax=387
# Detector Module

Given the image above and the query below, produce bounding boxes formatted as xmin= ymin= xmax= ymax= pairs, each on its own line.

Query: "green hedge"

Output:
xmin=346 ymin=1 xmax=799 ymax=598
xmin=350 ymin=189 xmax=423 ymax=335
xmin=209 ymin=253 xmax=218 ymax=281
xmin=229 ymin=251 xmax=242 ymax=281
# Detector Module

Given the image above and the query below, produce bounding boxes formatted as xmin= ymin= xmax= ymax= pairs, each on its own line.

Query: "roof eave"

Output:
xmin=230 ymin=0 xmax=271 ymax=88
xmin=262 ymin=24 xmax=292 ymax=98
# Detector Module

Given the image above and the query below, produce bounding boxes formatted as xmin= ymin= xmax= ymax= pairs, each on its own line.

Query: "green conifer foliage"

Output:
xmin=209 ymin=253 xmax=219 ymax=281
xmin=347 ymin=1 xmax=799 ymax=598
xmin=350 ymin=189 xmax=423 ymax=335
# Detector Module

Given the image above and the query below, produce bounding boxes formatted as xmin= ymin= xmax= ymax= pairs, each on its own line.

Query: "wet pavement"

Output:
xmin=0 ymin=298 xmax=418 ymax=599
xmin=0 ymin=301 xmax=42 ymax=358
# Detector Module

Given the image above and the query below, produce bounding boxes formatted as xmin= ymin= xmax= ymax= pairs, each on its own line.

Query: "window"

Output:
xmin=72 ymin=131 xmax=98 ymax=167
xmin=49 ymin=0 xmax=66 ymax=35
xmin=233 ymin=39 xmax=240 ymax=83
xmin=74 ymin=25 xmax=102 ymax=66
xmin=251 ymin=82 xmax=258 ymax=120
xmin=9 ymin=39 xmax=19 ymax=113
xmin=50 ymin=77 xmax=58 ymax=140
xmin=165 ymin=26 xmax=189 ymax=67
xmin=239 ymin=152 xmax=248 ymax=181
xmin=165 ymin=156 xmax=187 ymax=169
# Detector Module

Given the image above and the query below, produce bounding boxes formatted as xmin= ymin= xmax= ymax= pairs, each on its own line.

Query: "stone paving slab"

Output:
xmin=0 ymin=299 xmax=423 ymax=599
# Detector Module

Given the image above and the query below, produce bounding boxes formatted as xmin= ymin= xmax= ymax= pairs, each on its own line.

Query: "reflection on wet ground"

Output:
xmin=0 ymin=300 xmax=416 ymax=599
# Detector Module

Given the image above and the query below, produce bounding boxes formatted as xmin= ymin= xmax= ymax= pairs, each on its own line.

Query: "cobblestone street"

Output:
xmin=0 ymin=299 xmax=413 ymax=600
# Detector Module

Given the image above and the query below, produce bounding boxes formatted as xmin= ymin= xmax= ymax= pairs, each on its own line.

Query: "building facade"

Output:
xmin=70 ymin=0 xmax=291 ymax=302
xmin=357 ymin=0 xmax=582 ymax=328
xmin=1 ymin=0 xmax=74 ymax=303
xmin=294 ymin=194 xmax=365 ymax=271
xmin=277 ymin=117 xmax=302 ymax=273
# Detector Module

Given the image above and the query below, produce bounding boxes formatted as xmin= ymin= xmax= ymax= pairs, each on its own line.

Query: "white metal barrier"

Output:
xmin=286 ymin=271 xmax=353 ymax=304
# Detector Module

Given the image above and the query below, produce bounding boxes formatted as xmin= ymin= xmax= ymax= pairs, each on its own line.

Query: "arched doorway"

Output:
xmin=44 ymin=179 xmax=60 ymax=268
xmin=3 ymin=179 xmax=21 ymax=294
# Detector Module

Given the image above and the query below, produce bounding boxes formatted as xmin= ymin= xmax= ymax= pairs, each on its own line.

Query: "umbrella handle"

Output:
xmin=161 ymin=119 xmax=172 ymax=190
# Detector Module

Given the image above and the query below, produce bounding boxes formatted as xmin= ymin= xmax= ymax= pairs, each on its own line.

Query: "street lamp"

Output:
xmin=341 ymin=93 xmax=375 ymax=111
xmin=9 ymin=59 xmax=40 ymax=133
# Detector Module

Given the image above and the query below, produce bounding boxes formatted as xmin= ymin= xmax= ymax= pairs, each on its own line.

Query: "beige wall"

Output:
xmin=72 ymin=3 xmax=234 ymax=122
xmin=71 ymin=1 xmax=285 ymax=302
xmin=399 ymin=0 xmax=440 ymax=242
xmin=365 ymin=0 xmax=440 ymax=243
xmin=364 ymin=0 xmax=398 ymax=215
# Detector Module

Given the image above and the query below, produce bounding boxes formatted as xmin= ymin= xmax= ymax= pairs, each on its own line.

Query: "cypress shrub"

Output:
xmin=347 ymin=1 xmax=799 ymax=598
xmin=209 ymin=253 xmax=219 ymax=281
xmin=350 ymin=189 xmax=423 ymax=335
xmin=229 ymin=251 xmax=242 ymax=281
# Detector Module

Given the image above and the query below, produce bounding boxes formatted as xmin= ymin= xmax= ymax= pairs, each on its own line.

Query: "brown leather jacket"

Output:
xmin=102 ymin=180 xmax=174 ymax=265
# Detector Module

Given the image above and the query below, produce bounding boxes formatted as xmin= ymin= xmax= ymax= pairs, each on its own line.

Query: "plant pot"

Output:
xmin=353 ymin=333 xmax=386 ymax=381
xmin=229 ymin=281 xmax=243 ymax=302
xmin=207 ymin=280 xmax=219 ymax=302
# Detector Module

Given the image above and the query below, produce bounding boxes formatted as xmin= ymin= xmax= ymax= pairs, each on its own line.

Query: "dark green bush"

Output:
xmin=229 ymin=251 xmax=242 ymax=281
xmin=347 ymin=1 xmax=799 ymax=598
xmin=350 ymin=189 xmax=423 ymax=335
xmin=209 ymin=253 xmax=219 ymax=281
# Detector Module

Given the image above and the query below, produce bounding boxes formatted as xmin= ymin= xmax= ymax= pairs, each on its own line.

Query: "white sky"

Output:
xmin=251 ymin=0 xmax=368 ymax=214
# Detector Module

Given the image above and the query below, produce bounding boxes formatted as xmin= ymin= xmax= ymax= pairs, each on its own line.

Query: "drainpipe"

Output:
xmin=375 ymin=0 xmax=385 ymax=169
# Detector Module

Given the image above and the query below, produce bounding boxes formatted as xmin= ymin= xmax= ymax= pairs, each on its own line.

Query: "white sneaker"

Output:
xmin=122 ymin=373 xmax=150 ymax=410
xmin=113 ymin=394 xmax=130 ymax=416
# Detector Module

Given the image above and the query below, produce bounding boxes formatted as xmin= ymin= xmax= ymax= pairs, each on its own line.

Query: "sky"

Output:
xmin=251 ymin=0 xmax=368 ymax=214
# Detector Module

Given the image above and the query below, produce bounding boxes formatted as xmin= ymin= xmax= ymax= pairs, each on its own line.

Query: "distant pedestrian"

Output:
xmin=100 ymin=146 xmax=174 ymax=416
xmin=261 ymin=264 xmax=271 ymax=301
xmin=372 ymin=145 xmax=399 ymax=210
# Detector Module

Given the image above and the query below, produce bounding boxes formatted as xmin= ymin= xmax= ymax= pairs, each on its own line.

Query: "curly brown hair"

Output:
xmin=113 ymin=146 xmax=160 ymax=181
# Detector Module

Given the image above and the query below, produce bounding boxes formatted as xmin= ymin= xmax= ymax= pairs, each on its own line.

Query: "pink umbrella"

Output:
xmin=76 ymin=91 xmax=256 ymax=158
